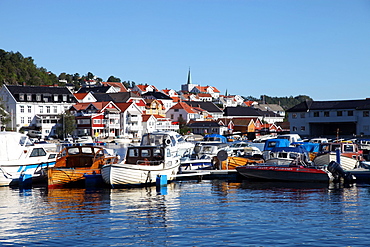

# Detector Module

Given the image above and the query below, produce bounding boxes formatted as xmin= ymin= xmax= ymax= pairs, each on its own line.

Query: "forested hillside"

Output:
xmin=0 ymin=49 xmax=58 ymax=86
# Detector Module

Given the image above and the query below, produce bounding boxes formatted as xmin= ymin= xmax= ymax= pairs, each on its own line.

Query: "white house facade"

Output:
xmin=0 ymin=85 xmax=75 ymax=137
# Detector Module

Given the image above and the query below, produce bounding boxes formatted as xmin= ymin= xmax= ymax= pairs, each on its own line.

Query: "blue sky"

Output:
xmin=1 ymin=0 xmax=370 ymax=101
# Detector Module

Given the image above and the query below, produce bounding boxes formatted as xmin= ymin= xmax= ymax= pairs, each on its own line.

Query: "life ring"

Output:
xmin=164 ymin=138 xmax=171 ymax=146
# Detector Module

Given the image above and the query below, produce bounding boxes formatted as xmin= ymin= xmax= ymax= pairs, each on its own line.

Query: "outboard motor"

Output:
xmin=327 ymin=161 xmax=354 ymax=183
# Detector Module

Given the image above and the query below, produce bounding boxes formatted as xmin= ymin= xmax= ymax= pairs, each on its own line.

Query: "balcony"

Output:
xmin=127 ymin=116 xmax=140 ymax=122
xmin=127 ymin=125 xmax=143 ymax=131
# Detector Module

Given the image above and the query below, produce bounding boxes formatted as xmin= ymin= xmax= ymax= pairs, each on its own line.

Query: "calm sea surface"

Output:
xmin=1 ymin=179 xmax=370 ymax=247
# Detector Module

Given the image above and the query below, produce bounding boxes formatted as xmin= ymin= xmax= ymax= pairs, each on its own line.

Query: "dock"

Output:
xmin=175 ymin=169 xmax=242 ymax=181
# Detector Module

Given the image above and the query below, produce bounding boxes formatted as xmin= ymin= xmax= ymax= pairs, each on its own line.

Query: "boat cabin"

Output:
xmin=319 ymin=142 xmax=360 ymax=154
xmin=203 ymin=134 xmax=227 ymax=144
xmin=56 ymin=146 xmax=111 ymax=168
xmin=125 ymin=146 xmax=166 ymax=166
xmin=266 ymin=146 xmax=311 ymax=166
xmin=263 ymin=139 xmax=290 ymax=151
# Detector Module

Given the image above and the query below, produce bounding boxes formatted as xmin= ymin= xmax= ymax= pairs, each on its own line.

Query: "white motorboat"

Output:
xmin=228 ymin=141 xmax=262 ymax=157
xmin=101 ymin=143 xmax=181 ymax=187
xmin=179 ymin=141 xmax=231 ymax=172
xmin=313 ymin=142 xmax=363 ymax=170
xmin=140 ymin=131 xmax=195 ymax=158
xmin=0 ymin=131 xmax=58 ymax=187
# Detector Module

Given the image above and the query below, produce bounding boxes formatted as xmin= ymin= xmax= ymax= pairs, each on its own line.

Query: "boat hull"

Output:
xmin=47 ymin=168 xmax=101 ymax=188
xmin=314 ymin=153 xmax=359 ymax=170
xmin=0 ymin=161 xmax=55 ymax=187
xmin=236 ymin=165 xmax=330 ymax=182
xmin=101 ymin=162 xmax=180 ymax=187
xmin=180 ymin=159 xmax=213 ymax=172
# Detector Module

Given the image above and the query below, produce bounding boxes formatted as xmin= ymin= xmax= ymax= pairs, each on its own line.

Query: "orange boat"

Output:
xmin=48 ymin=145 xmax=118 ymax=188
xmin=213 ymin=155 xmax=264 ymax=170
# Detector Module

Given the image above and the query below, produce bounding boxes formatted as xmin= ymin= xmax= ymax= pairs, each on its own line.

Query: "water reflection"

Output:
xmin=46 ymin=188 xmax=111 ymax=216
xmin=1 ymin=180 xmax=370 ymax=246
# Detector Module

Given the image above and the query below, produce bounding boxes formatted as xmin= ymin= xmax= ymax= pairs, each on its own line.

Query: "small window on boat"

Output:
xmin=30 ymin=148 xmax=47 ymax=157
xmin=289 ymin=153 xmax=298 ymax=159
xmin=81 ymin=147 xmax=93 ymax=154
xmin=331 ymin=145 xmax=340 ymax=152
xmin=344 ymin=145 xmax=354 ymax=152
xmin=48 ymin=153 xmax=57 ymax=159
xmin=141 ymin=149 xmax=151 ymax=157
xmin=278 ymin=153 xmax=288 ymax=158
xmin=128 ymin=148 xmax=139 ymax=157
xmin=268 ymin=142 xmax=276 ymax=148
xmin=68 ymin=147 xmax=80 ymax=155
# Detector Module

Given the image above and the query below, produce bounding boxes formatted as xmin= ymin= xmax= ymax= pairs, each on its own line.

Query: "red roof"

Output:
xmin=170 ymin=102 xmax=196 ymax=113
xmin=73 ymin=92 xmax=89 ymax=100
xmin=115 ymin=102 xmax=133 ymax=112
xmin=101 ymin=82 xmax=128 ymax=92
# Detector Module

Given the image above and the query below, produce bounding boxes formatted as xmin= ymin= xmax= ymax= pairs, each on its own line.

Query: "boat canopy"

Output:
xmin=203 ymin=134 xmax=227 ymax=143
xmin=263 ymin=139 xmax=290 ymax=151
xmin=291 ymin=142 xmax=320 ymax=153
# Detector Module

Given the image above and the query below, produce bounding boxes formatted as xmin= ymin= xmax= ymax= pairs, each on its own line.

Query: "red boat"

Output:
xmin=236 ymin=164 xmax=331 ymax=182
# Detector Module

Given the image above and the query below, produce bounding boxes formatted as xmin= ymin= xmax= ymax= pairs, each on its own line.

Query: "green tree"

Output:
xmin=107 ymin=76 xmax=121 ymax=82
xmin=56 ymin=111 xmax=76 ymax=139
xmin=178 ymin=116 xmax=190 ymax=135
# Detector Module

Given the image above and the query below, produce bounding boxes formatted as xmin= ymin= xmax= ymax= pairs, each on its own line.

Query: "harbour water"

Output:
xmin=1 ymin=179 xmax=370 ymax=246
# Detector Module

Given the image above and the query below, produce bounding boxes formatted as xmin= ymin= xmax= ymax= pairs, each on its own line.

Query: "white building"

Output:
xmin=115 ymin=102 xmax=144 ymax=139
xmin=0 ymin=85 xmax=75 ymax=137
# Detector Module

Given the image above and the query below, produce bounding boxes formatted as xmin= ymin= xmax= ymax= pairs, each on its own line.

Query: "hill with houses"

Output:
xmin=0 ymin=49 xmax=309 ymax=140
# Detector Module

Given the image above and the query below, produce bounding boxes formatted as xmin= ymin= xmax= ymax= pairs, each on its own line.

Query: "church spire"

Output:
xmin=187 ymin=67 xmax=192 ymax=85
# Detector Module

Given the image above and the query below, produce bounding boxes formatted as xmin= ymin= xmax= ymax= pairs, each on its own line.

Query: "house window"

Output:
xmin=364 ymin=111 xmax=369 ymax=117
xmin=292 ymin=126 xmax=297 ymax=131
xmin=337 ymin=111 xmax=342 ymax=116
xmin=301 ymin=126 xmax=305 ymax=131
xmin=36 ymin=94 xmax=41 ymax=101
xmin=20 ymin=105 xmax=24 ymax=113
xmin=54 ymin=95 xmax=58 ymax=101
xmin=19 ymin=94 xmax=24 ymax=101
xmin=348 ymin=111 xmax=354 ymax=116
xmin=174 ymin=109 xmax=179 ymax=112
xmin=53 ymin=106 xmax=57 ymax=113
xmin=21 ymin=117 xmax=24 ymax=124
xmin=39 ymin=106 xmax=43 ymax=113
xmin=300 ymin=113 xmax=305 ymax=118
xmin=27 ymin=94 xmax=32 ymax=101
xmin=28 ymin=117 xmax=31 ymax=123
xmin=28 ymin=106 xmax=31 ymax=113
xmin=63 ymin=95 xmax=67 ymax=101
xmin=170 ymin=114 xmax=174 ymax=119
xmin=324 ymin=111 xmax=330 ymax=117
xmin=46 ymin=106 xmax=50 ymax=113
xmin=313 ymin=112 xmax=319 ymax=117
xmin=292 ymin=114 xmax=297 ymax=119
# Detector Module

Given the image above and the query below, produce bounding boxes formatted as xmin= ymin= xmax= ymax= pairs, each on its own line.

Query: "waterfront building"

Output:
xmin=0 ymin=85 xmax=75 ymax=137
xmin=287 ymin=99 xmax=370 ymax=138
